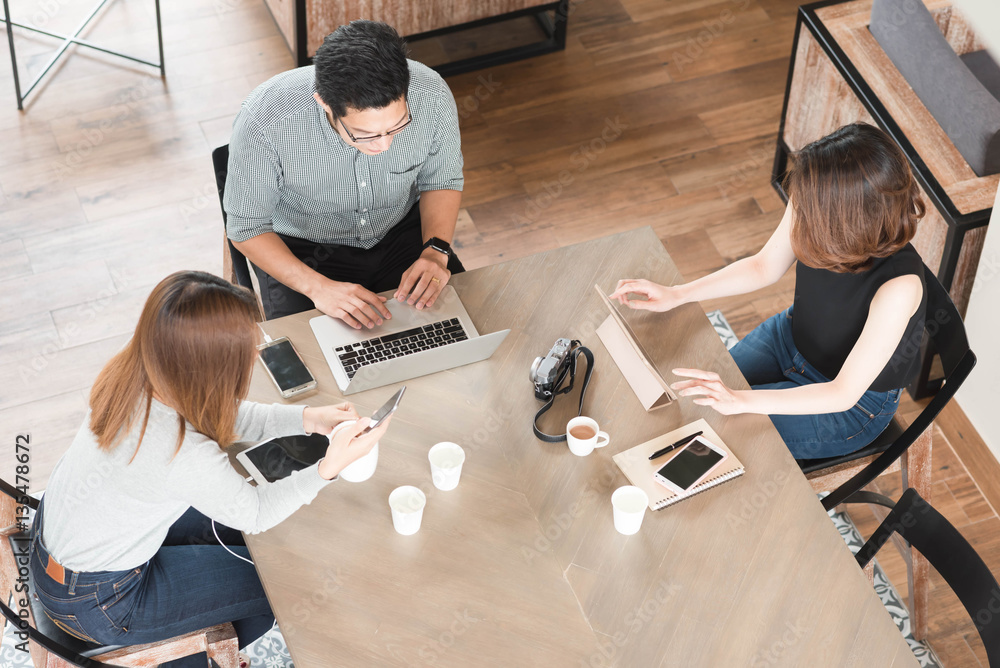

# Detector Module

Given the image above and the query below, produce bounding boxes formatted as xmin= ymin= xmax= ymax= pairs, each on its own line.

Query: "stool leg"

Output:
xmin=154 ymin=0 xmax=165 ymax=76
xmin=205 ymin=623 xmax=240 ymax=668
xmin=902 ymin=424 xmax=933 ymax=641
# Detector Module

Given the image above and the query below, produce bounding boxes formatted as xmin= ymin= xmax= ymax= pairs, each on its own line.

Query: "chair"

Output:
xmin=0 ymin=478 xmax=240 ymax=668
xmin=796 ymin=262 xmax=977 ymax=640
xmin=853 ymin=488 xmax=1000 ymax=666
xmin=212 ymin=144 xmax=255 ymax=290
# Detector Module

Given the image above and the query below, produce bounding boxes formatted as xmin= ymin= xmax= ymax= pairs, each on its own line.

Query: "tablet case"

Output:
xmin=593 ymin=285 xmax=676 ymax=411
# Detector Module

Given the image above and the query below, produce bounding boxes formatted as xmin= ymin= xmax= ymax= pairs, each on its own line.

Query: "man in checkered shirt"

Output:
xmin=225 ymin=20 xmax=466 ymax=325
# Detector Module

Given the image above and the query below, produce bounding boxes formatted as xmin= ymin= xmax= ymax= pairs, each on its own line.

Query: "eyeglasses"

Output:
xmin=339 ymin=99 xmax=412 ymax=144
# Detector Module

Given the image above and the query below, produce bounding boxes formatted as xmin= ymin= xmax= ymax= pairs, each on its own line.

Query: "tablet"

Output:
xmin=236 ymin=433 xmax=330 ymax=485
xmin=594 ymin=284 xmax=676 ymax=399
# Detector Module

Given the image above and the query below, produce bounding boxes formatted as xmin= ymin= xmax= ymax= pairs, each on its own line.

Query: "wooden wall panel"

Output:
xmin=783 ymin=25 xmax=873 ymax=154
xmin=910 ymin=204 xmax=949 ymax=290
xmin=305 ymin=0 xmax=552 ymax=57
xmin=264 ymin=0 xmax=297 ymax=52
xmin=949 ymin=224 xmax=988 ymax=318
xmin=933 ymin=6 xmax=988 ymax=55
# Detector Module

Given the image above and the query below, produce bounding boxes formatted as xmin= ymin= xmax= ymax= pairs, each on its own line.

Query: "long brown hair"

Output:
xmin=784 ymin=123 xmax=924 ymax=273
xmin=89 ymin=271 xmax=260 ymax=457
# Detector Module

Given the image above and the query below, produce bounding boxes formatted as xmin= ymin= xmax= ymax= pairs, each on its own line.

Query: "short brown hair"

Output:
xmin=784 ymin=123 xmax=924 ymax=273
xmin=89 ymin=271 xmax=261 ymax=457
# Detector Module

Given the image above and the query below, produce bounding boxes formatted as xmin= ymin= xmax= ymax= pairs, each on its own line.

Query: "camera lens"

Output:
xmin=529 ymin=357 xmax=543 ymax=383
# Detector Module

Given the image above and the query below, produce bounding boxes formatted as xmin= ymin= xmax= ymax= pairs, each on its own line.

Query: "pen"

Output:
xmin=648 ymin=431 xmax=704 ymax=460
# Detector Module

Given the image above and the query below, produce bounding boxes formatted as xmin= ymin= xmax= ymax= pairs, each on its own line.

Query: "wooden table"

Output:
xmin=240 ymin=227 xmax=917 ymax=667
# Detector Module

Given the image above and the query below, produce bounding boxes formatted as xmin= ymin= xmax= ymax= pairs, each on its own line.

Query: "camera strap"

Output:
xmin=533 ymin=342 xmax=595 ymax=443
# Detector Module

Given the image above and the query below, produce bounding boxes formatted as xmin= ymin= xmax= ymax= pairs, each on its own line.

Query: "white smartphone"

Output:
xmin=258 ymin=337 xmax=317 ymax=398
xmin=236 ymin=433 xmax=331 ymax=485
xmin=653 ymin=436 xmax=729 ymax=495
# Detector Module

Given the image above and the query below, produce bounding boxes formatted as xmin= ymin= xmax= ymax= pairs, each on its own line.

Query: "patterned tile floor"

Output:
xmin=0 ymin=313 xmax=940 ymax=667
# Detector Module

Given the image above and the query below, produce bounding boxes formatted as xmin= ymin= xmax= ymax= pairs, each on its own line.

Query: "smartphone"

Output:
xmin=258 ymin=337 xmax=317 ymax=399
xmin=361 ymin=386 xmax=406 ymax=434
xmin=653 ymin=436 xmax=729 ymax=495
xmin=236 ymin=433 xmax=331 ymax=485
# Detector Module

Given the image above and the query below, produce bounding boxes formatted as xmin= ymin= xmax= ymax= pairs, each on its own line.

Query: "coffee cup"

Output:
xmin=428 ymin=442 xmax=466 ymax=491
xmin=566 ymin=416 xmax=610 ymax=457
xmin=329 ymin=420 xmax=378 ymax=483
xmin=612 ymin=485 xmax=648 ymax=535
xmin=389 ymin=485 xmax=426 ymax=535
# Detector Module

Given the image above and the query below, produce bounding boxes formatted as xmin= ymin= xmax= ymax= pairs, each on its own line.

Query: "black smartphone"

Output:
xmin=361 ymin=386 xmax=406 ymax=434
xmin=258 ymin=337 xmax=317 ymax=398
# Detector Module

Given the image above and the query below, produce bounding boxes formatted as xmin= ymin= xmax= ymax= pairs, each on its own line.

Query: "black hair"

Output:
xmin=313 ymin=20 xmax=410 ymax=117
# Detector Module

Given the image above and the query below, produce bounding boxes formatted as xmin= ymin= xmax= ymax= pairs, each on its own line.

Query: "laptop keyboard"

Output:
xmin=335 ymin=318 xmax=468 ymax=379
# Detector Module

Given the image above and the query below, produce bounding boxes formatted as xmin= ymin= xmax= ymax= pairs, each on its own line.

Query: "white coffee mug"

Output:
xmin=566 ymin=416 xmax=610 ymax=457
xmin=329 ymin=420 xmax=378 ymax=483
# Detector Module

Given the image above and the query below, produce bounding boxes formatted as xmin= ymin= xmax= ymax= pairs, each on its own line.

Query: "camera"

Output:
xmin=530 ymin=338 xmax=574 ymax=399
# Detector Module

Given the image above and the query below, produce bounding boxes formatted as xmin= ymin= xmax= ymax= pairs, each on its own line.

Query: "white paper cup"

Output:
xmin=428 ymin=442 xmax=466 ymax=491
xmin=389 ymin=485 xmax=426 ymax=535
xmin=566 ymin=416 xmax=610 ymax=457
xmin=329 ymin=420 xmax=378 ymax=483
xmin=612 ymin=486 xmax=649 ymax=536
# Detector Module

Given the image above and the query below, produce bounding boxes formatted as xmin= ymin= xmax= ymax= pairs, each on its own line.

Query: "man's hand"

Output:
xmin=309 ymin=278 xmax=392 ymax=330
xmin=396 ymin=248 xmax=450 ymax=310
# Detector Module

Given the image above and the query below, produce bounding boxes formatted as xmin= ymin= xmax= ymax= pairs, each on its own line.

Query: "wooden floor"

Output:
xmin=0 ymin=0 xmax=996 ymax=665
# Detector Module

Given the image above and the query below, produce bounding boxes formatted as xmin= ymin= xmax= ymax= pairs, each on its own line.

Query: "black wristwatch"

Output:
xmin=422 ymin=237 xmax=452 ymax=257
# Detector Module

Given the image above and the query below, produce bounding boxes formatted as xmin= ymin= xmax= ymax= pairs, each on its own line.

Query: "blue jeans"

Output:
xmin=729 ymin=307 xmax=902 ymax=460
xmin=30 ymin=502 xmax=274 ymax=668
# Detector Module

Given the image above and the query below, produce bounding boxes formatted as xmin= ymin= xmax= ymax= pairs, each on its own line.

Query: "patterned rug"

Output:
xmin=0 ymin=312 xmax=941 ymax=667
xmin=827 ymin=504 xmax=942 ymax=667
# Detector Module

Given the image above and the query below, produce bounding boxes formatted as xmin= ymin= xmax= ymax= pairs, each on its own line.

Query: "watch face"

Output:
xmin=428 ymin=238 xmax=451 ymax=254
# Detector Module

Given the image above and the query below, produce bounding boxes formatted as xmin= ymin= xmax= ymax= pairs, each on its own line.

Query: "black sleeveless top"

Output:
xmin=792 ymin=243 xmax=926 ymax=392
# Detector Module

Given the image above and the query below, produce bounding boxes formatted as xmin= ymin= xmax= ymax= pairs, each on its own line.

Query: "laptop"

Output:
xmin=310 ymin=285 xmax=510 ymax=395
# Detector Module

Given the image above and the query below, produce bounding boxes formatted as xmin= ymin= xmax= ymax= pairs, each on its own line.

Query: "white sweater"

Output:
xmin=40 ymin=399 xmax=331 ymax=571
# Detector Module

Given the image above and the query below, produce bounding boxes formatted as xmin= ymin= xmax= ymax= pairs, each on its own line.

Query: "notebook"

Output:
xmin=612 ymin=418 xmax=745 ymax=511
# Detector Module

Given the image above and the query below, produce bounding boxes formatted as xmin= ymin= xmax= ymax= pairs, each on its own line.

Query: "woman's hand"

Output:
xmin=303 ymin=402 xmax=361 ymax=435
xmin=318 ymin=417 xmax=392 ymax=480
xmin=670 ymin=368 xmax=747 ymax=416
xmin=609 ymin=279 xmax=685 ymax=313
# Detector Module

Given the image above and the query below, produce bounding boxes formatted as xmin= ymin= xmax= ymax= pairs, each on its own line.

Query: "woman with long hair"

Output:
xmin=30 ymin=270 xmax=389 ymax=667
xmin=612 ymin=123 xmax=926 ymax=459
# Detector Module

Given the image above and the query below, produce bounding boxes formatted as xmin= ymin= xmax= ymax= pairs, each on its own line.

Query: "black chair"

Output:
xmin=854 ymin=488 xmax=1000 ymax=666
xmin=797 ymin=262 xmax=977 ymax=639
xmin=212 ymin=144 xmax=255 ymax=290
xmin=0 ymin=479 xmax=239 ymax=668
